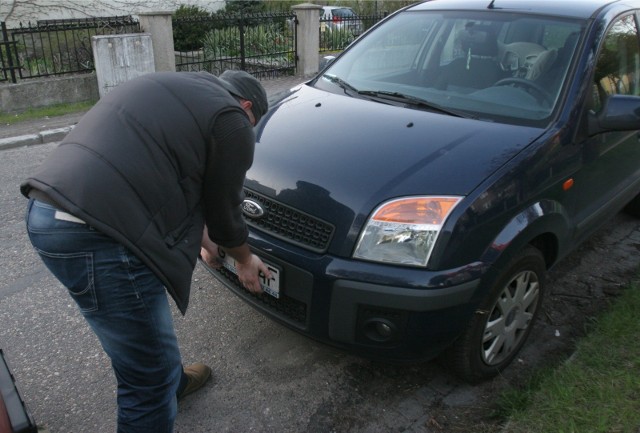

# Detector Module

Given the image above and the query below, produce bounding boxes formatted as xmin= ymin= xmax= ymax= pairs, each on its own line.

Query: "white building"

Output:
xmin=0 ymin=0 xmax=225 ymax=27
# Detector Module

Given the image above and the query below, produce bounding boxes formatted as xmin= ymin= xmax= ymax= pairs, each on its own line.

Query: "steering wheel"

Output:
xmin=494 ymin=77 xmax=553 ymax=105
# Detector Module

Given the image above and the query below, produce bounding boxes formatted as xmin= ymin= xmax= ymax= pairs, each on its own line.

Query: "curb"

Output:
xmin=0 ymin=126 xmax=74 ymax=151
xmin=1 ymin=75 xmax=308 ymax=152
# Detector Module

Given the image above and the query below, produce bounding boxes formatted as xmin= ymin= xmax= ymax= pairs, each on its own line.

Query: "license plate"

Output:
xmin=218 ymin=248 xmax=281 ymax=298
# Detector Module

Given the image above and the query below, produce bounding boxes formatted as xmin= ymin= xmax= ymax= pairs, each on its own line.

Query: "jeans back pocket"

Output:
xmin=36 ymin=250 xmax=98 ymax=313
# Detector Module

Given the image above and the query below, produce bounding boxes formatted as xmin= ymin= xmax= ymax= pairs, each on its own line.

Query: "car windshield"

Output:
xmin=315 ymin=9 xmax=584 ymax=126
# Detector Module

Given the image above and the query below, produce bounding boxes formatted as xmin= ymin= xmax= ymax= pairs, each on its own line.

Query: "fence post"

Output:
xmin=291 ymin=3 xmax=323 ymax=77
xmin=138 ymin=11 xmax=176 ymax=72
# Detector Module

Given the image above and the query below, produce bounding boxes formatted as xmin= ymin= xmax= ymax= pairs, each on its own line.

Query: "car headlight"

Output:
xmin=353 ymin=196 xmax=462 ymax=266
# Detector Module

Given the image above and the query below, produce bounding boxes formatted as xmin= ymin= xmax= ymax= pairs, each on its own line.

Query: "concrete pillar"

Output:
xmin=138 ymin=11 xmax=176 ymax=72
xmin=92 ymin=33 xmax=155 ymax=97
xmin=292 ymin=3 xmax=323 ymax=77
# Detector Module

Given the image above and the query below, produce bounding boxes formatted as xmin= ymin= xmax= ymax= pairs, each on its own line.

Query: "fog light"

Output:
xmin=363 ymin=318 xmax=397 ymax=343
xmin=376 ymin=322 xmax=393 ymax=338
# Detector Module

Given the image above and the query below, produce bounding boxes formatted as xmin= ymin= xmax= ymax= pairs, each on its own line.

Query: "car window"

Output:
xmin=333 ymin=8 xmax=356 ymax=18
xmin=317 ymin=10 xmax=584 ymax=127
xmin=327 ymin=13 xmax=438 ymax=78
xmin=591 ymin=14 xmax=640 ymax=112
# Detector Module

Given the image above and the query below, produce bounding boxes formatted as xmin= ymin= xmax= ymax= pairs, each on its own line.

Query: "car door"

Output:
xmin=572 ymin=12 xmax=640 ymax=239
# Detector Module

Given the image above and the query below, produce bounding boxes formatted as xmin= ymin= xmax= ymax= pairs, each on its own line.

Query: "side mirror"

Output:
xmin=319 ymin=55 xmax=336 ymax=70
xmin=588 ymin=94 xmax=640 ymax=135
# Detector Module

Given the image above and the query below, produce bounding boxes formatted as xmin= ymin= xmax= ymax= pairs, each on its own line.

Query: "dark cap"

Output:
xmin=218 ymin=70 xmax=268 ymax=123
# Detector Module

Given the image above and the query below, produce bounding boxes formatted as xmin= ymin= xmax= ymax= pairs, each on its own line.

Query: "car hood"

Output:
xmin=249 ymin=84 xmax=543 ymax=247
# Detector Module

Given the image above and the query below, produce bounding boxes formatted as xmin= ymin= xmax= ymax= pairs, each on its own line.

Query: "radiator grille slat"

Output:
xmin=243 ymin=189 xmax=334 ymax=253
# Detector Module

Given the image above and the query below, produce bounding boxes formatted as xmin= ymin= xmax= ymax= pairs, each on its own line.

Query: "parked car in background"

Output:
xmin=321 ymin=5 xmax=364 ymax=36
xmin=206 ymin=0 xmax=640 ymax=383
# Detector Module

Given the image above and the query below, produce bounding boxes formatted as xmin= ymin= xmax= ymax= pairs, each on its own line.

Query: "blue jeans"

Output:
xmin=26 ymin=199 xmax=186 ymax=433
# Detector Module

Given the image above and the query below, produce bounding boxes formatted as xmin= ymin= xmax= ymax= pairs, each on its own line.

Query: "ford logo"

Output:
xmin=241 ymin=199 xmax=265 ymax=219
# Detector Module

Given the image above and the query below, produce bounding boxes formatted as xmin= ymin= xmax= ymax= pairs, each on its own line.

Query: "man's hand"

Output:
xmin=200 ymin=245 xmax=222 ymax=268
xmin=201 ymin=226 xmax=270 ymax=294
xmin=234 ymin=253 xmax=271 ymax=295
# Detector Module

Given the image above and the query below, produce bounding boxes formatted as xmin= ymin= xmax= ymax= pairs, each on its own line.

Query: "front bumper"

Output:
xmin=328 ymin=278 xmax=479 ymax=355
xmin=203 ymin=238 xmax=483 ymax=361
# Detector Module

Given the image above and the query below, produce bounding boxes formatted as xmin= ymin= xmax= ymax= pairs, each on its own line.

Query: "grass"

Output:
xmin=497 ymin=281 xmax=640 ymax=433
xmin=0 ymin=101 xmax=95 ymax=126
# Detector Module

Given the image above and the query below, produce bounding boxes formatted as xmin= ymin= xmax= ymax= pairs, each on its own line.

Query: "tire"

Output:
xmin=444 ymin=245 xmax=545 ymax=383
xmin=624 ymin=192 xmax=640 ymax=217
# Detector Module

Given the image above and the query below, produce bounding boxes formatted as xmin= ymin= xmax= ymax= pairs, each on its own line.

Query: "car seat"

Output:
xmin=436 ymin=25 xmax=506 ymax=91
xmin=526 ymin=49 xmax=558 ymax=81
xmin=530 ymin=32 xmax=579 ymax=94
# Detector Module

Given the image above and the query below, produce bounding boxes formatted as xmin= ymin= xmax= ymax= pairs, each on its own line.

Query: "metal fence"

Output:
xmin=0 ymin=16 xmax=140 ymax=84
xmin=173 ymin=11 xmax=296 ymax=80
xmin=0 ymin=9 xmax=383 ymax=85
xmin=319 ymin=12 xmax=387 ymax=52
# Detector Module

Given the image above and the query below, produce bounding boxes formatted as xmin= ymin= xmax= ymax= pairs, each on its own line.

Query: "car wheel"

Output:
xmin=444 ymin=245 xmax=545 ymax=383
xmin=624 ymin=192 xmax=640 ymax=217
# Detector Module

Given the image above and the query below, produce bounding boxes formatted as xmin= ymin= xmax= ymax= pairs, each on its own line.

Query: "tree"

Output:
xmin=223 ymin=0 xmax=266 ymax=14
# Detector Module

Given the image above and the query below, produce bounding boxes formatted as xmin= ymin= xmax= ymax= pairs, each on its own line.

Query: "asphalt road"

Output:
xmin=2 ymin=141 xmax=640 ymax=433
xmin=0 ymin=141 xmax=455 ymax=433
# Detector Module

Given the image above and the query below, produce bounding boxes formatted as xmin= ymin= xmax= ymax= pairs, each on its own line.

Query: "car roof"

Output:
xmin=409 ymin=0 xmax=628 ymax=19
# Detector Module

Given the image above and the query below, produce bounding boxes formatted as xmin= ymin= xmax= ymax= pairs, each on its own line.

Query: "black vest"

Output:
xmin=21 ymin=72 xmax=248 ymax=313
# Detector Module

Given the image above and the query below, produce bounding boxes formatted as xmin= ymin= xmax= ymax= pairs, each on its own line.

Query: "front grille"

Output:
xmin=243 ymin=188 xmax=334 ymax=253
xmin=217 ymin=266 xmax=307 ymax=327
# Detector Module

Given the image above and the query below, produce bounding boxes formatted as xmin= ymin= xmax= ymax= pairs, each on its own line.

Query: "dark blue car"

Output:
xmin=207 ymin=0 xmax=640 ymax=382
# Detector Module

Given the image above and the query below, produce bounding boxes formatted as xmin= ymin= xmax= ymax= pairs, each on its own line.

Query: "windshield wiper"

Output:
xmin=323 ymin=74 xmax=359 ymax=95
xmin=322 ymin=79 xmax=475 ymax=119
xmin=357 ymin=90 xmax=473 ymax=118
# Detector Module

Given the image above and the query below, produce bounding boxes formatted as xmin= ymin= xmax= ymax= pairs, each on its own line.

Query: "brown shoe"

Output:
xmin=178 ymin=363 xmax=212 ymax=400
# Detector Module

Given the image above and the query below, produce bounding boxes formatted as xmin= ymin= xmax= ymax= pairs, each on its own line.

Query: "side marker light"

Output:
xmin=563 ymin=178 xmax=574 ymax=191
